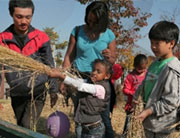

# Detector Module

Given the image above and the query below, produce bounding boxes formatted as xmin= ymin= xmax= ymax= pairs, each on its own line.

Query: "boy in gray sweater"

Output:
xmin=134 ymin=21 xmax=180 ymax=138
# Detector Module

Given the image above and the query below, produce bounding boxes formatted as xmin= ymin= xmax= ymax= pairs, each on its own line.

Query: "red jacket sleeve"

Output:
xmin=123 ymin=73 xmax=135 ymax=96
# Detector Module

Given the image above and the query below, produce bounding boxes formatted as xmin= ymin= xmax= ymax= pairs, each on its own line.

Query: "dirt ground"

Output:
xmin=0 ymin=92 xmax=180 ymax=138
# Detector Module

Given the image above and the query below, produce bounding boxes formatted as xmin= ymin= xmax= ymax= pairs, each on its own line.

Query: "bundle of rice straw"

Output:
xmin=0 ymin=45 xmax=53 ymax=74
xmin=127 ymin=95 xmax=146 ymax=138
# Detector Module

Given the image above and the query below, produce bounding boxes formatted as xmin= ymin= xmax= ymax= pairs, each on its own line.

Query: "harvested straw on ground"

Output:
xmin=127 ymin=95 xmax=145 ymax=138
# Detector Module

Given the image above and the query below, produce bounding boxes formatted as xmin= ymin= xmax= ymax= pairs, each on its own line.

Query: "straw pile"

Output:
xmin=127 ymin=95 xmax=145 ymax=138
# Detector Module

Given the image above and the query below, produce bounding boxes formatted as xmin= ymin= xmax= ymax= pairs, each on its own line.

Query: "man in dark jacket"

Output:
xmin=0 ymin=0 xmax=58 ymax=129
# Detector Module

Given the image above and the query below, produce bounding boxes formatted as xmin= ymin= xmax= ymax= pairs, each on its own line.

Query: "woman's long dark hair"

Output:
xmin=85 ymin=1 xmax=109 ymax=34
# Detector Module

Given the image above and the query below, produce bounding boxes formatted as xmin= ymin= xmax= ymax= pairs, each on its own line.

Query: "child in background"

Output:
xmin=122 ymin=54 xmax=148 ymax=138
xmin=111 ymin=63 xmax=123 ymax=85
xmin=110 ymin=63 xmax=123 ymax=110
xmin=48 ymin=59 xmax=112 ymax=138
xmin=134 ymin=21 xmax=180 ymax=138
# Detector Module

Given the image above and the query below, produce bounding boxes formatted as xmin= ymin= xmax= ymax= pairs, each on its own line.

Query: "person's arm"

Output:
xmin=123 ymin=74 xmax=134 ymax=96
xmin=64 ymin=76 xmax=105 ymax=99
xmin=38 ymin=33 xmax=59 ymax=108
xmin=148 ymin=71 xmax=180 ymax=117
xmin=48 ymin=69 xmax=105 ymax=99
xmin=60 ymin=27 xmax=78 ymax=94
xmin=39 ymin=39 xmax=58 ymax=87
xmin=102 ymin=29 xmax=116 ymax=64
xmin=63 ymin=34 xmax=76 ymax=69
xmin=102 ymin=39 xmax=116 ymax=64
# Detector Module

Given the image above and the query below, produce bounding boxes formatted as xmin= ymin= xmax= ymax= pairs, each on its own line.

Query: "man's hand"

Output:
xmin=59 ymin=82 xmax=67 ymax=95
xmin=50 ymin=93 xmax=58 ymax=108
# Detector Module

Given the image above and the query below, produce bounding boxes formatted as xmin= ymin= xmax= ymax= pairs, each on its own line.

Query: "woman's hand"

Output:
xmin=102 ymin=39 xmax=116 ymax=64
xmin=63 ymin=34 xmax=76 ymax=68
xmin=102 ymin=48 xmax=112 ymax=60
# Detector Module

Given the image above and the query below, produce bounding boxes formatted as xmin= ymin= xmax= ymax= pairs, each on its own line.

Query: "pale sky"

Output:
xmin=1 ymin=0 xmax=180 ymax=56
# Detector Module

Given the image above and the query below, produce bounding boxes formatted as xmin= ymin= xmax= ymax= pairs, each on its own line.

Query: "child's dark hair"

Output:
xmin=149 ymin=21 xmax=179 ymax=47
xmin=9 ymin=0 xmax=35 ymax=16
xmin=93 ymin=59 xmax=113 ymax=75
xmin=133 ymin=54 xmax=148 ymax=67
xmin=85 ymin=1 xmax=109 ymax=34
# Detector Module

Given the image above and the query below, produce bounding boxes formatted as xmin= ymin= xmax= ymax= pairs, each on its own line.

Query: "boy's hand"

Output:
xmin=50 ymin=93 xmax=58 ymax=108
xmin=135 ymin=108 xmax=152 ymax=122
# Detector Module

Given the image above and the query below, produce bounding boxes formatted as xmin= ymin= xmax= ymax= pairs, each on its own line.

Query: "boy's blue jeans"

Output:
xmin=81 ymin=121 xmax=105 ymax=138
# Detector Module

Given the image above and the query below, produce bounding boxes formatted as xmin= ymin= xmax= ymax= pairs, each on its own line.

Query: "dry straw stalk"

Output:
xmin=127 ymin=95 xmax=145 ymax=138
xmin=0 ymin=44 xmax=52 ymax=74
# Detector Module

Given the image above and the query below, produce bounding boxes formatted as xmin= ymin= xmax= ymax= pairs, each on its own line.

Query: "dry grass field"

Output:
xmin=0 ymin=91 xmax=180 ymax=138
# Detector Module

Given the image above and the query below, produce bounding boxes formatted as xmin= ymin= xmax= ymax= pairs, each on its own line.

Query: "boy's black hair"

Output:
xmin=9 ymin=0 xmax=35 ymax=16
xmin=93 ymin=59 xmax=113 ymax=76
xmin=133 ymin=54 xmax=148 ymax=67
xmin=85 ymin=1 xmax=109 ymax=34
xmin=149 ymin=21 xmax=179 ymax=47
